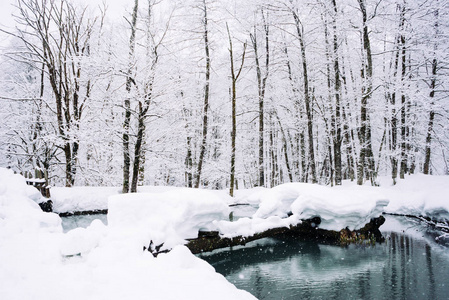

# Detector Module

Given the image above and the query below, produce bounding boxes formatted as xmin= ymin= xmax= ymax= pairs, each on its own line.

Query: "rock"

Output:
xmin=38 ymin=200 xmax=53 ymax=212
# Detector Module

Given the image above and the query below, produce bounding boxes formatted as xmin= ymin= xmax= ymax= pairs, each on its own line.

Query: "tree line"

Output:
xmin=1 ymin=0 xmax=448 ymax=193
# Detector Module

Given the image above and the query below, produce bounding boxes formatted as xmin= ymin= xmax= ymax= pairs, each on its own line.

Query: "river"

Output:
xmin=61 ymin=213 xmax=449 ymax=300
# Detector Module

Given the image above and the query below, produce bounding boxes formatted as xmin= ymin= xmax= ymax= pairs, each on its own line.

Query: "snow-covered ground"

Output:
xmin=0 ymin=168 xmax=255 ymax=300
xmin=377 ymin=174 xmax=449 ymax=221
xmin=2 ymin=167 xmax=449 ymax=299
xmin=51 ymin=174 xmax=449 ymax=223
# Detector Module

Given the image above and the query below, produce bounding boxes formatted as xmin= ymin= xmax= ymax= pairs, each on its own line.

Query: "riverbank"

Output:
xmin=2 ymin=167 xmax=449 ymax=300
xmin=0 ymin=168 xmax=255 ymax=300
xmin=50 ymin=174 xmax=449 ymax=223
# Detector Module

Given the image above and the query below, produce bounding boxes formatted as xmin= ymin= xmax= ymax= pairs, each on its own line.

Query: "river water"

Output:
xmin=61 ymin=213 xmax=449 ymax=300
xmin=61 ymin=213 xmax=108 ymax=233
xmin=198 ymin=216 xmax=449 ymax=300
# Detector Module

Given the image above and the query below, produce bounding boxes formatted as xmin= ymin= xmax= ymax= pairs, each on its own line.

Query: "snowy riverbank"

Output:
xmin=50 ymin=173 xmax=449 ymax=223
xmin=0 ymin=168 xmax=255 ymax=300
xmin=2 ymin=167 xmax=449 ymax=299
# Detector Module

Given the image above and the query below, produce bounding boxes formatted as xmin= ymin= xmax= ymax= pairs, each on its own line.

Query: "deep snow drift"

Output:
xmin=2 ymin=167 xmax=449 ymax=300
xmin=50 ymin=174 xmax=449 ymax=223
xmin=0 ymin=168 xmax=255 ymax=300
xmin=107 ymin=189 xmax=230 ymax=250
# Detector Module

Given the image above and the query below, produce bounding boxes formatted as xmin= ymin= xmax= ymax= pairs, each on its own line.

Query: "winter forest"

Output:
xmin=0 ymin=0 xmax=448 ymax=193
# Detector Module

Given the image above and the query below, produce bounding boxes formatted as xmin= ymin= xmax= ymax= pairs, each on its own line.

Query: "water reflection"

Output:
xmin=200 ymin=219 xmax=449 ymax=300
xmin=61 ymin=213 xmax=449 ymax=299
xmin=60 ymin=214 xmax=107 ymax=233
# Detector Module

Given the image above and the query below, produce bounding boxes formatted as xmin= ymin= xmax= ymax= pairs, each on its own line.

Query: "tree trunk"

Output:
xmin=131 ymin=108 xmax=145 ymax=193
xmin=195 ymin=0 xmax=211 ymax=188
xmin=186 ymin=136 xmax=193 ymax=187
xmin=227 ymin=23 xmax=246 ymax=197
xmin=331 ymin=0 xmax=342 ymax=185
xmin=399 ymin=5 xmax=407 ymax=179
xmin=122 ymin=0 xmax=139 ymax=194
xmin=250 ymin=11 xmax=269 ymax=187
xmin=276 ymin=115 xmax=293 ymax=182
xmin=423 ymin=108 xmax=435 ymax=174
xmin=64 ymin=143 xmax=73 ymax=187
xmin=146 ymin=216 xmax=386 ymax=256
xmin=284 ymin=46 xmax=306 ymax=181
xmin=356 ymin=0 xmax=375 ymax=186
xmin=292 ymin=10 xmax=317 ymax=184
xmin=424 ymin=8 xmax=439 ymax=174
xmin=390 ymin=37 xmax=400 ymax=184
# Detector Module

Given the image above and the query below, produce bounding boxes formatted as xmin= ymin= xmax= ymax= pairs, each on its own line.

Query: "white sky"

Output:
xmin=0 ymin=0 xmax=132 ymax=44
xmin=0 ymin=0 xmax=15 ymax=30
xmin=0 ymin=0 xmax=132 ymax=27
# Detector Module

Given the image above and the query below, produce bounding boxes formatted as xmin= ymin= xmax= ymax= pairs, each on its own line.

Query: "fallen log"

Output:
xmin=58 ymin=209 xmax=108 ymax=217
xmin=180 ymin=216 xmax=385 ymax=255
xmin=383 ymin=212 xmax=449 ymax=233
xmin=144 ymin=216 xmax=386 ymax=256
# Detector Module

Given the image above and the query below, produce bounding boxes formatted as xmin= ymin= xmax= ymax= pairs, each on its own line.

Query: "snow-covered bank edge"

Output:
xmin=3 ymin=166 xmax=449 ymax=299
xmin=50 ymin=174 xmax=449 ymax=224
xmin=48 ymin=174 xmax=449 ymax=254
xmin=0 ymin=168 xmax=256 ymax=300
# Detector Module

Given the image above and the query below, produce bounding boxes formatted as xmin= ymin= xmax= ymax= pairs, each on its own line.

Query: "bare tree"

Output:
xmin=356 ymin=0 xmax=376 ymax=186
xmin=195 ymin=0 xmax=211 ymax=188
xmin=250 ymin=9 xmax=270 ymax=187
xmin=330 ymin=0 xmax=343 ymax=185
xmin=122 ymin=0 xmax=139 ymax=193
xmin=292 ymin=8 xmax=317 ymax=183
xmin=130 ymin=0 xmax=171 ymax=193
xmin=227 ymin=23 xmax=246 ymax=197
xmin=423 ymin=5 xmax=440 ymax=175
xmin=5 ymin=0 xmax=96 ymax=186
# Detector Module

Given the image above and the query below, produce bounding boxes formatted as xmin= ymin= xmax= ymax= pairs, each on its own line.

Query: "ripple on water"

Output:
xmin=200 ymin=215 xmax=449 ymax=300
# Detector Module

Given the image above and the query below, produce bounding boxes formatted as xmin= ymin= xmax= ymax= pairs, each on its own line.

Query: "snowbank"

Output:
xmin=214 ymin=214 xmax=301 ymax=238
xmin=0 ymin=168 xmax=255 ymax=300
xmin=380 ymin=174 xmax=449 ymax=221
xmin=227 ymin=175 xmax=449 ymax=232
xmin=0 ymin=168 xmax=62 ymax=235
xmin=49 ymin=173 xmax=448 ymax=227
xmin=103 ymin=182 xmax=388 ymax=245
xmin=3 ymin=165 xmax=448 ymax=299
xmin=51 ymin=186 xmax=120 ymax=213
xmin=51 ymin=185 xmax=234 ymax=214
xmin=250 ymin=183 xmax=389 ymax=231
xmin=107 ymin=189 xmax=230 ymax=249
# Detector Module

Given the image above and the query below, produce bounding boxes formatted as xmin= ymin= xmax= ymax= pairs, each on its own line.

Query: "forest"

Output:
xmin=0 ymin=0 xmax=448 ymax=193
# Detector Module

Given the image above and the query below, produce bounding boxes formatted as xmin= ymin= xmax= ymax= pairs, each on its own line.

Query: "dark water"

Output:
xmin=199 ymin=216 xmax=449 ymax=300
xmin=61 ymin=213 xmax=449 ymax=300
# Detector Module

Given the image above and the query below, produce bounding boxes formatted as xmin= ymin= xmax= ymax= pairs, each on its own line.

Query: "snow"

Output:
xmin=379 ymin=174 xmax=449 ymax=221
xmin=0 ymin=168 xmax=255 ymax=300
xmin=107 ymin=189 xmax=230 ymax=250
xmin=51 ymin=185 xmax=233 ymax=213
xmin=0 ymin=168 xmax=61 ymax=235
xmin=47 ymin=173 xmax=449 ymax=237
xmin=51 ymin=186 xmax=119 ymax=213
xmin=248 ymin=182 xmax=389 ymax=231
xmin=214 ymin=214 xmax=302 ymax=238
xmin=2 ymin=166 xmax=449 ymax=300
